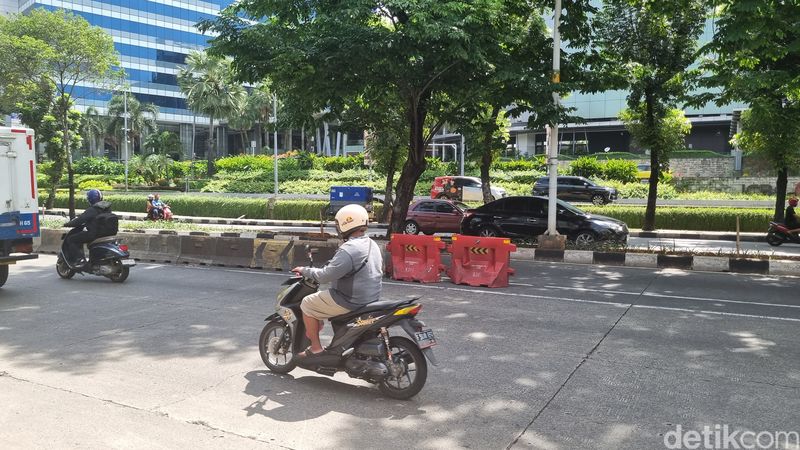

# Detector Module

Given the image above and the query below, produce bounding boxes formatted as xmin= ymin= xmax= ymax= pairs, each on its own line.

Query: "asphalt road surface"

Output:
xmin=1 ymin=256 xmax=798 ymax=449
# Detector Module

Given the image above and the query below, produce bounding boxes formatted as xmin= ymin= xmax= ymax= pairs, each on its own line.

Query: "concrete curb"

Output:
xmin=35 ymin=228 xmax=797 ymax=277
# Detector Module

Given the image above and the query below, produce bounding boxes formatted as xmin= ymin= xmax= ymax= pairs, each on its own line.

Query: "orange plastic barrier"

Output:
xmin=386 ymin=234 xmax=446 ymax=283
xmin=446 ymin=235 xmax=516 ymax=288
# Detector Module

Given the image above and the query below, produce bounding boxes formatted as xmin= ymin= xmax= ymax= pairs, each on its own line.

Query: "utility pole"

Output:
xmin=541 ymin=0 xmax=565 ymax=249
xmin=460 ymin=135 xmax=466 ymax=176
xmin=123 ymin=91 xmax=129 ymax=192
xmin=273 ymin=94 xmax=278 ymax=197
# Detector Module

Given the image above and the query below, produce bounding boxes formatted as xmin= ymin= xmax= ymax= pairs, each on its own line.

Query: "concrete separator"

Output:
xmin=33 ymin=228 xmax=797 ymax=277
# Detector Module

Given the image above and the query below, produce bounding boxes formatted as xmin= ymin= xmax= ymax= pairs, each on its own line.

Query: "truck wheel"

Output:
xmin=0 ymin=265 xmax=8 ymax=287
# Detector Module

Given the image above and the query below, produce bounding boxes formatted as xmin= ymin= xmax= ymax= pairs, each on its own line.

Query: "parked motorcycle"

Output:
xmin=56 ymin=228 xmax=135 ymax=282
xmin=258 ymin=249 xmax=437 ymax=399
xmin=766 ymin=222 xmax=800 ymax=246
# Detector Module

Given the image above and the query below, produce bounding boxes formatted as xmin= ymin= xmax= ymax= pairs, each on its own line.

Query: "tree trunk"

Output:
xmin=45 ymin=159 xmax=64 ymax=210
xmin=207 ymin=116 xmax=216 ymax=177
xmin=390 ymin=97 xmax=431 ymax=234
xmin=642 ymin=92 xmax=658 ymax=231
xmin=774 ymin=166 xmax=788 ymax=222
xmin=255 ymin=122 xmax=263 ymax=152
xmin=480 ymin=106 xmax=501 ymax=204
xmin=380 ymin=147 xmax=400 ymax=224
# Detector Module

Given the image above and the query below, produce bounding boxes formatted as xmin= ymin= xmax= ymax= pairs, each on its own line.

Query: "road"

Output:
xmin=1 ymin=256 xmax=798 ymax=449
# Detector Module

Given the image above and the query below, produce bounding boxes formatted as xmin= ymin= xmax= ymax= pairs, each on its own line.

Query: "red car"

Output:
xmin=404 ymin=199 xmax=467 ymax=235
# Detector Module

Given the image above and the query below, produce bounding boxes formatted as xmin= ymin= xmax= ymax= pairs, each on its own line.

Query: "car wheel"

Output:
xmin=478 ymin=226 xmax=500 ymax=237
xmin=591 ymin=194 xmax=607 ymax=206
xmin=573 ymin=231 xmax=597 ymax=246
xmin=404 ymin=220 xmax=420 ymax=235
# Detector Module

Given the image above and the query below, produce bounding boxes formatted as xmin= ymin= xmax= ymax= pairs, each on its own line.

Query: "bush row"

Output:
xmin=580 ymin=205 xmax=771 ymax=232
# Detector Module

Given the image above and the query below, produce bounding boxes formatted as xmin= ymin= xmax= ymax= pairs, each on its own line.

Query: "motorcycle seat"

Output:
xmin=89 ymin=236 xmax=118 ymax=246
xmin=332 ymin=298 xmax=417 ymax=323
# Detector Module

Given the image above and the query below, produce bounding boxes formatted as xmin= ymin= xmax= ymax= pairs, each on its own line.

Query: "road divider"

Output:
xmin=33 ymin=228 xmax=799 ymax=278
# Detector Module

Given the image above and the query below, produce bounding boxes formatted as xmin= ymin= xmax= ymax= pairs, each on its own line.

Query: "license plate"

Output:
xmin=414 ymin=328 xmax=437 ymax=349
xmin=121 ymin=259 xmax=136 ymax=266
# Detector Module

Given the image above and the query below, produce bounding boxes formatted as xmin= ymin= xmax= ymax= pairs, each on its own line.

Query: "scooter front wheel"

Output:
xmin=56 ymin=256 xmax=75 ymax=279
xmin=766 ymin=231 xmax=784 ymax=247
xmin=260 ymin=320 xmax=297 ymax=374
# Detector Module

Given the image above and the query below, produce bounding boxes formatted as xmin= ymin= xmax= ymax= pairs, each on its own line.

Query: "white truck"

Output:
xmin=0 ymin=126 xmax=39 ymax=288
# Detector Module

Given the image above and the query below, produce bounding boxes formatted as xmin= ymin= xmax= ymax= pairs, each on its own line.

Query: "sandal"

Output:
xmin=297 ymin=346 xmax=326 ymax=359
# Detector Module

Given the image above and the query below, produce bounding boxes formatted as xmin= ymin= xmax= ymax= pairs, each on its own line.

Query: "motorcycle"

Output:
xmin=258 ymin=248 xmax=437 ymax=399
xmin=56 ymin=227 xmax=135 ymax=283
xmin=766 ymin=221 xmax=800 ymax=246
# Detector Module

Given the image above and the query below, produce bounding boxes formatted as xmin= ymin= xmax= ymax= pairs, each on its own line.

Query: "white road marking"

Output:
xmin=541 ymin=284 xmax=800 ymax=310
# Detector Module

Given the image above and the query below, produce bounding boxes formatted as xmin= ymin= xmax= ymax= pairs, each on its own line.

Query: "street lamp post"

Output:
xmin=460 ymin=135 xmax=465 ymax=176
xmin=273 ymin=94 xmax=278 ymax=197
xmin=123 ymin=91 xmax=129 ymax=192
xmin=545 ymin=0 xmax=563 ymax=245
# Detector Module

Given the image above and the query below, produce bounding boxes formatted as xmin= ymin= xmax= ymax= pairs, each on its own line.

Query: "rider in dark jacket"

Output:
xmin=64 ymin=189 xmax=114 ymax=267
xmin=786 ymin=197 xmax=799 ymax=232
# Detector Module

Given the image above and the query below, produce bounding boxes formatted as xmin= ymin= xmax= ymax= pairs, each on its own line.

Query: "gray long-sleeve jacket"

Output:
xmin=299 ymin=236 xmax=383 ymax=310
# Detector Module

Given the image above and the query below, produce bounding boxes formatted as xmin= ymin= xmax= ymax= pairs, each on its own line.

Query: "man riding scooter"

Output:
xmin=63 ymin=189 xmax=115 ymax=269
xmin=291 ymin=204 xmax=382 ymax=361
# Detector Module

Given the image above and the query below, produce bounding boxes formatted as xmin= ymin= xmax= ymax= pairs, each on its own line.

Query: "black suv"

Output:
xmin=460 ymin=196 xmax=628 ymax=245
xmin=532 ymin=176 xmax=618 ymax=205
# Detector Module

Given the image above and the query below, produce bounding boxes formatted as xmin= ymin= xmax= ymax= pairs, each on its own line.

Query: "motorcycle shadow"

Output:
xmin=243 ymin=370 xmax=425 ymax=422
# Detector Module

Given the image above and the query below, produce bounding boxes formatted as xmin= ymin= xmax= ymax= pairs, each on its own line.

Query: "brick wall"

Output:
xmin=674 ymin=177 xmax=800 ymax=194
xmin=669 ymin=157 xmax=734 ymax=178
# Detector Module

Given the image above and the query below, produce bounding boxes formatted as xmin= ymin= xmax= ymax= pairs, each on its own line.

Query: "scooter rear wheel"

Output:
xmin=109 ymin=265 xmax=130 ymax=283
xmin=260 ymin=320 xmax=297 ymax=374
xmin=379 ymin=336 xmax=428 ymax=400
xmin=766 ymin=231 xmax=784 ymax=247
xmin=56 ymin=256 xmax=75 ymax=279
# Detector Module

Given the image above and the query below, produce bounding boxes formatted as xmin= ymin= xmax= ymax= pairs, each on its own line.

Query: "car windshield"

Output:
xmin=453 ymin=201 xmax=469 ymax=212
xmin=579 ymin=178 xmax=596 ymax=187
xmin=557 ymin=199 xmax=587 ymax=216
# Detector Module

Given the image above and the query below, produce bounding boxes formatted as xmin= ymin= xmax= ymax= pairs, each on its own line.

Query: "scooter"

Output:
xmin=56 ymin=227 xmax=135 ymax=282
xmin=258 ymin=248 xmax=438 ymax=399
xmin=766 ymin=222 xmax=800 ymax=246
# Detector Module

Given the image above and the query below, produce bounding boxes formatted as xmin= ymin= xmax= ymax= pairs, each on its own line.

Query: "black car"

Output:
xmin=532 ymin=176 xmax=618 ymax=205
xmin=460 ymin=196 xmax=628 ymax=245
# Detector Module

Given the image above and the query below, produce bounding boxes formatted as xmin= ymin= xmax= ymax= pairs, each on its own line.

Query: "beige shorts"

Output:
xmin=300 ymin=290 xmax=351 ymax=320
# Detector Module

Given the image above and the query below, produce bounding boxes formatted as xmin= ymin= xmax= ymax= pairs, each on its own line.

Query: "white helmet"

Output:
xmin=334 ymin=204 xmax=369 ymax=238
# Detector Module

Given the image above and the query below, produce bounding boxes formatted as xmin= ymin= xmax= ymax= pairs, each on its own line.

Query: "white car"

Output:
xmin=431 ymin=176 xmax=506 ymax=202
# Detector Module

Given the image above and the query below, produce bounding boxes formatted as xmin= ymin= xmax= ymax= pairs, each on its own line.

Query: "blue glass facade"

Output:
xmin=20 ymin=0 xmax=234 ymax=124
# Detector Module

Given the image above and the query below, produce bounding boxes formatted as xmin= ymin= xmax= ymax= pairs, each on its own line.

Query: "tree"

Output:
xmin=2 ymin=9 xmax=120 ymax=218
xmin=226 ymin=97 xmax=254 ymax=154
xmin=144 ymin=130 xmax=182 ymax=159
xmin=202 ymin=0 xmax=576 ymax=233
xmin=592 ymin=0 xmax=706 ymax=230
xmin=40 ymin=96 xmax=82 ymax=209
xmin=459 ymin=106 xmax=509 ymax=203
xmin=178 ymin=51 xmax=247 ymax=177
xmin=0 ymin=20 xmax=53 ymax=117
xmin=81 ymin=106 xmax=108 ymax=157
xmin=733 ymin=100 xmax=800 ymax=221
xmin=697 ymin=0 xmax=800 ymax=220
xmin=107 ymin=93 xmax=159 ymax=154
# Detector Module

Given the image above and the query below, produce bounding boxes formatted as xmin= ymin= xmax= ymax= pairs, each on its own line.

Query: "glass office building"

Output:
xmin=10 ymin=0 xmax=234 ymax=158
xmin=507 ymin=19 xmax=748 ymax=157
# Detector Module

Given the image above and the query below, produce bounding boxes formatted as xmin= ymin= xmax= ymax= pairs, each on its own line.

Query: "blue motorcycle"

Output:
xmin=56 ymin=227 xmax=135 ymax=283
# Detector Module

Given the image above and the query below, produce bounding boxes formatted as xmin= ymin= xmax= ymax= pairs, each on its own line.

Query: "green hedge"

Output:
xmin=43 ymin=193 xmax=772 ymax=230
xmin=581 ymin=205 xmax=771 ymax=232
xmin=42 ymin=194 xmax=383 ymax=221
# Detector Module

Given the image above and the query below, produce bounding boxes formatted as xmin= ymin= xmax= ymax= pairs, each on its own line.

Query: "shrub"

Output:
xmin=169 ymin=160 xmax=208 ymax=179
xmin=602 ymin=159 xmax=638 ymax=183
xmin=215 ymin=155 xmax=274 ymax=172
xmin=78 ymin=179 xmax=114 ymax=191
xmin=580 ymin=205 xmax=770 ymax=232
xmin=570 ymin=156 xmax=604 ymax=178
xmin=74 ymin=157 xmax=124 ymax=175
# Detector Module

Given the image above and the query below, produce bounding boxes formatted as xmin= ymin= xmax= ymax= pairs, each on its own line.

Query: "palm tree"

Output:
xmin=227 ymin=95 xmax=255 ymax=154
xmin=81 ymin=106 xmax=107 ymax=157
xmin=247 ymin=83 xmax=273 ymax=151
xmin=178 ymin=51 xmax=246 ymax=177
xmin=107 ymin=93 xmax=159 ymax=154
